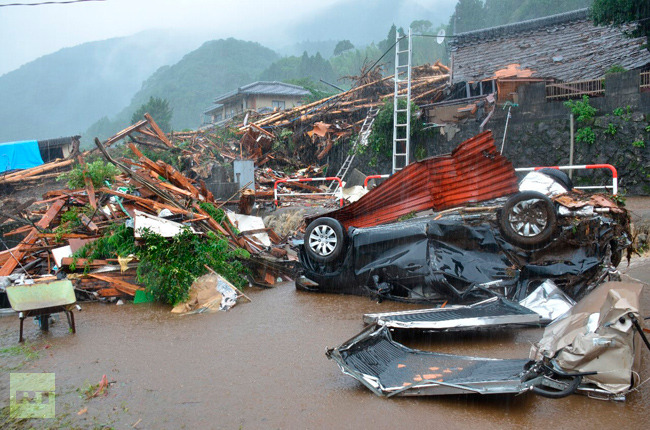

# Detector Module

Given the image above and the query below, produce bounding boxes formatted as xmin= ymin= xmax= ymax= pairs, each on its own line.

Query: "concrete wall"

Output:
xmin=427 ymin=71 xmax=650 ymax=195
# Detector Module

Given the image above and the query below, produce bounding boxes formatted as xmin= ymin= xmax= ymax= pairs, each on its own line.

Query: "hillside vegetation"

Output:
xmin=86 ymin=38 xmax=278 ymax=142
xmin=0 ymin=30 xmax=200 ymax=143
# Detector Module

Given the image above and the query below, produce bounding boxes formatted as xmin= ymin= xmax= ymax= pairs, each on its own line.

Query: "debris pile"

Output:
xmin=236 ymin=62 xmax=450 ymax=166
xmin=0 ymin=116 xmax=296 ymax=303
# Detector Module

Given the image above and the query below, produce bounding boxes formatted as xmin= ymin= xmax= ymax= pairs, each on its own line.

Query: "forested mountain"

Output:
xmin=0 ymin=30 xmax=202 ymax=142
xmin=260 ymin=52 xmax=338 ymax=86
xmin=86 ymin=38 xmax=278 ymax=141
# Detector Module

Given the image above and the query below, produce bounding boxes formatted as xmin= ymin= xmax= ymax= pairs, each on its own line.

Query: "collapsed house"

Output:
xmin=0 ymin=115 xmax=292 ymax=308
xmin=0 ymin=136 xmax=80 ymax=189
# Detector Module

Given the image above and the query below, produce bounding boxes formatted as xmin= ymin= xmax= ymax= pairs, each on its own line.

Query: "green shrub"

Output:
xmin=613 ymin=105 xmax=632 ymax=121
xmin=136 ymin=229 xmax=249 ymax=306
xmin=564 ymin=95 xmax=597 ymax=123
xmin=72 ymin=223 xmax=137 ymax=265
xmin=605 ymin=123 xmax=618 ymax=136
xmin=576 ymin=127 xmax=596 ymax=144
xmin=360 ymin=99 xmax=427 ymax=167
xmin=58 ymin=160 xmax=120 ymax=189
xmin=73 ymin=224 xmax=249 ymax=305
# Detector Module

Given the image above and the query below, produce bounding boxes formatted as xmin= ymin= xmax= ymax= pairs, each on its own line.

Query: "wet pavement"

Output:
xmin=0 ymin=257 xmax=648 ymax=429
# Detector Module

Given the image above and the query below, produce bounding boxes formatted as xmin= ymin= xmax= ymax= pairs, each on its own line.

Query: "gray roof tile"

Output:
xmin=213 ymin=81 xmax=310 ymax=103
xmin=450 ymin=9 xmax=650 ymax=83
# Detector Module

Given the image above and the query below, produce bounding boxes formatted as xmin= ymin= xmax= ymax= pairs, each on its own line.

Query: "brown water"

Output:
xmin=1 ymin=259 xmax=649 ymax=429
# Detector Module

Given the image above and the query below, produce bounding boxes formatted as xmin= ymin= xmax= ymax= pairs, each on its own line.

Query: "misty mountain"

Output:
xmin=0 ymin=30 xmax=204 ymax=143
xmin=277 ymin=40 xmax=339 ymax=59
xmin=86 ymin=38 xmax=278 ymax=140
xmin=289 ymin=0 xmax=454 ymax=46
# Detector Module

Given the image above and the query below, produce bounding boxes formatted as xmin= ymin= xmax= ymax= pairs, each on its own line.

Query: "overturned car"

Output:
xmin=298 ymin=131 xmax=630 ymax=304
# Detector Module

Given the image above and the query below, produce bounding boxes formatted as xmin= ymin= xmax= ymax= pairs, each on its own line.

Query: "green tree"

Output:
xmin=333 ymin=40 xmax=355 ymax=56
xmin=449 ymin=0 xmax=486 ymax=33
xmin=377 ymin=24 xmax=401 ymax=73
xmin=131 ymin=96 xmax=173 ymax=132
xmin=262 ymin=52 xmax=337 ymax=83
xmin=592 ymin=0 xmax=650 ymax=52
xmin=410 ymin=20 xmax=434 ymax=34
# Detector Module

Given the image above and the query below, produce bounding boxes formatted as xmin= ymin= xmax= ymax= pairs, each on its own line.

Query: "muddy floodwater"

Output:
xmin=1 ymin=258 xmax=649 ymax=429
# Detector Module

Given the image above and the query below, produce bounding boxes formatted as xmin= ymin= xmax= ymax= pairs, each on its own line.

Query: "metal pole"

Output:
xmin=500 ymin=106 xmax=511 ymax=154
xmin=569 ymin=113 xmax=574 ymax=179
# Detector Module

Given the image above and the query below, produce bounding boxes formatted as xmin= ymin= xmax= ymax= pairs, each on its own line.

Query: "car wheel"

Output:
xmin=538 ymin=168 xmax=573 ymax=191
xmin=499 ymin=191 xmax=557 ymax=248
xmin=304 ymin=217 xmax=346 ymax=263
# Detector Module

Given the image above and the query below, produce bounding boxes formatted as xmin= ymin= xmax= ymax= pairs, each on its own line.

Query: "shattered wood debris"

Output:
xmin=236 ymin=62 xmax=450 ymax=165
xmin=0 ymin=115 xmax=297 ymax=301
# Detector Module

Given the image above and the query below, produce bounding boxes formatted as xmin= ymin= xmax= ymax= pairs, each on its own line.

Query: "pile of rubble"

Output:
xmin=0 ymin=116 xmax=299 ymax=301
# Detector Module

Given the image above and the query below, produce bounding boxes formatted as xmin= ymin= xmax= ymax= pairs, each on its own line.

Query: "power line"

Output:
xmin=0 ymin=0 xmax=105 ymax=7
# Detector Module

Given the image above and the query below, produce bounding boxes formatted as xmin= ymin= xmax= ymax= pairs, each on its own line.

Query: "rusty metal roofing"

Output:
xmin=449 ymin=9 xmax=650 ymax=83
xmin=314 ymin=130 xmax=519 ymax=229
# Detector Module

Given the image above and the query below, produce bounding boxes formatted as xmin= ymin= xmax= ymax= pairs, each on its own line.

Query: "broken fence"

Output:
xmin=274 ymin=177 xmax=344 ymax=207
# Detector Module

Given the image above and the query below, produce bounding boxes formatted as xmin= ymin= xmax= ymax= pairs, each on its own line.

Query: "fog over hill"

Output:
xmin=0 ymin=30 xmax=203 ymax=142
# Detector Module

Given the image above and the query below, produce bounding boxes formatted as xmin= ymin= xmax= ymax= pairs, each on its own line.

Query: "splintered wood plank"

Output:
xmin=80 ymin=214 xmax=99 ymax=233
xmin=0 ymin=199 xmax=66 ymax=276
xmin=98 ymin=188 xmax=197 ymax=218
xmin=104 ymin=119 xmax=148 ymax=147
xmin=96 ymin=288 xmax=122 ymax=297
xmin=144 ymin=113 xmax=173 ymax=147
xmin=88 ymin=274 xmax=143 ymax=296
xmin=77 ymin=156 xmax=97 ymax=209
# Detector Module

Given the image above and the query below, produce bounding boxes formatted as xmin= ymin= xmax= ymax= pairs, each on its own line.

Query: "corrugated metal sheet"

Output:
xmin=314 ymin=130 xmax=519 ymax=229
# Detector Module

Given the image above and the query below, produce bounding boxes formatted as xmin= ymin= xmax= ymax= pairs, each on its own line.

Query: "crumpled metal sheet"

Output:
xmin=363 ymin=297 xmax=541 ymax=330
xmin=306 ymin=130 xmax=519 ymax=229
xmin=519 ymin=280 xmax=575 ymax=322
xmin=530 ymin=281 xmax=644 ymax=394
xmin=326 ymin=323 xmax=532 ymax=397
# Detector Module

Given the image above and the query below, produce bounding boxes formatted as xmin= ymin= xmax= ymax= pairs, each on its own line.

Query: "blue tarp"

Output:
xmin=0 ymin=140 xmax=44 ymax=173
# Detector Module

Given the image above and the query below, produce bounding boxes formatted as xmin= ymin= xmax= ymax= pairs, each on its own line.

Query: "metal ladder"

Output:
xmin=392 ymin=27 xmax=412 ymax=174
xmin=329 ymin=107 xmax=380 ymax=191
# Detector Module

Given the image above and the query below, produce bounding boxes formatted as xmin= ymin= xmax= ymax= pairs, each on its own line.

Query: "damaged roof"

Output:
xmin=213 ymin=81 xmax=310 ymax=104
xmin=449 ymin=8 xmax=650 ymax=83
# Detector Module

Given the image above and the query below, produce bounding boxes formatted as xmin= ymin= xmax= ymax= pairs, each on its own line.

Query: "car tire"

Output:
xmin=304 ymin=217 xmax=346 ymax=263
xmin=538 ymin=168 xmax=573 ymax=191
xmin=499 ymin=191 xmax=557 ymax=248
